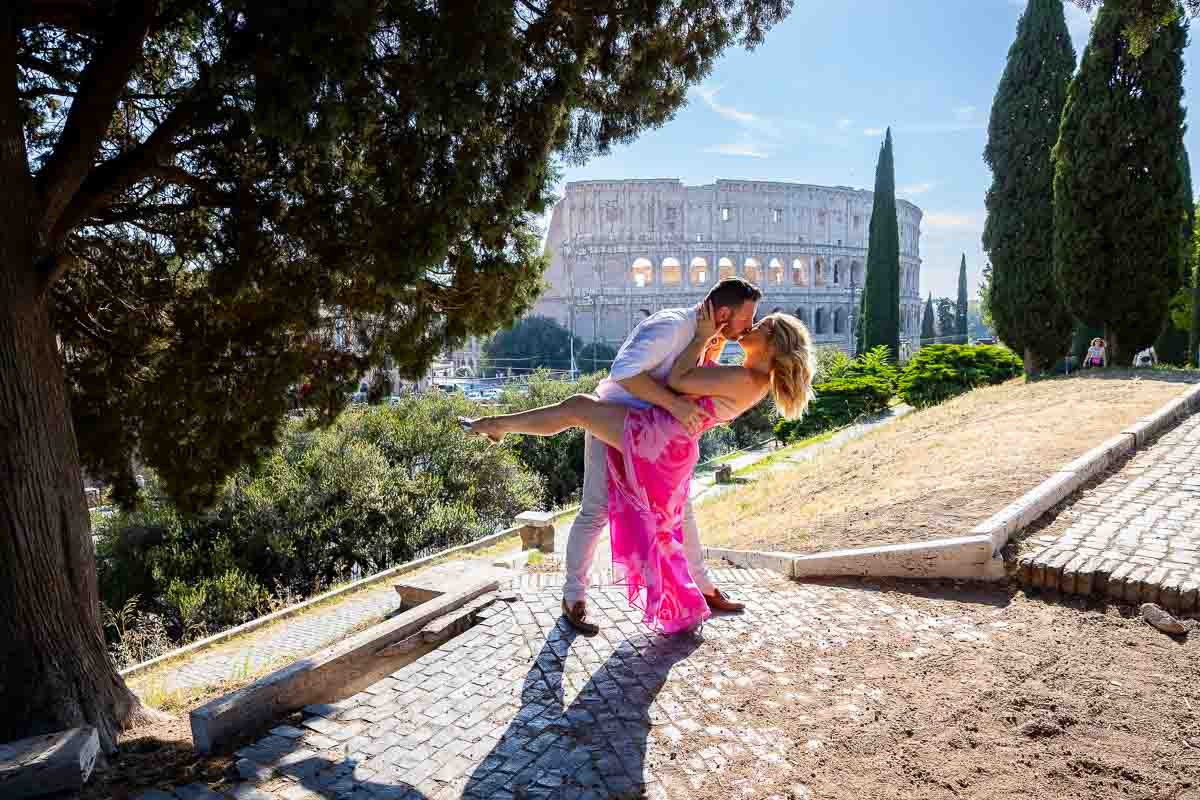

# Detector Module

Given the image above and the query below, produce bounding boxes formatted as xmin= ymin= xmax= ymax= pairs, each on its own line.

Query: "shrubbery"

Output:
xmin=774 ymin=347 xmax=897 ymax=443
xmin=897 ymin=344 xmax=1023 ymax=409
xmin=774 ymin=376 xmax=893 ymax=443
xmin=96 ymin=393 xmax=542 ymax=657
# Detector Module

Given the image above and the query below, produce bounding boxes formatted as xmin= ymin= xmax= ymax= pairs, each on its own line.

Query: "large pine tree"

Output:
xmin=1054 ymin=0 xmax=1192 ymax=364
xmin=956 ymin=255 xmax=969 ymax=343
xmin=861 ymin=129 xmax=901 ymax=359
xmin=983 ymin=0 xmax=1076 ymax=376
xmin=1 ymin=0 xmax=791 ymax=752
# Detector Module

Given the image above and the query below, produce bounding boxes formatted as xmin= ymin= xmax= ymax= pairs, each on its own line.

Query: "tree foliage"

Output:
xmin=861 ymin=129 xmax=900 ymax=360
xmin=1053 ymin=0 xmax=1192 ymax=364
xmin=485 ymin=315 xmax=578 ymax=375
xmin=983 ymin=0 xmax=1076 ymax=375
xmin=1071 ymin=0 xmax=1199 ymax=56
xmin=935 ymin=298 xmax=956 ymax=338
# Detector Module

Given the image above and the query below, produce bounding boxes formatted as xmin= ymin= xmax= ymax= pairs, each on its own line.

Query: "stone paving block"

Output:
xmin=174 ymin=784 xmax=224 ymax=800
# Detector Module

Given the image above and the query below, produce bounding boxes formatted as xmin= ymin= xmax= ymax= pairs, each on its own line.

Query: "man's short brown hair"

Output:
xmin=704 ymin=277 xmax=762 ymax=311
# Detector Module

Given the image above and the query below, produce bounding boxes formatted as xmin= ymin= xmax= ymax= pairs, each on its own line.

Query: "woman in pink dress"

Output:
xmin=463 ymin=304 xmax=815 ymax=633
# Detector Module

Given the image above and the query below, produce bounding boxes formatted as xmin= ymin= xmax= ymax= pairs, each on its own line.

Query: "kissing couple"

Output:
xmin=463 ymin=278 xmax=816 ymax=635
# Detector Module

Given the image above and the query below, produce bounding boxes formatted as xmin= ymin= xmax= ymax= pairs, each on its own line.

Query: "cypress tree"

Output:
xmin=1054 ymin=1 xmax=1192 ymax=365
xmin=956 ymin=255 xmax=970 ymax=343
xmin=862 ymin=129 xmax=901 ymax=360
xmin=983 ymin=0 xmax=1076 ymax=377
xmin=921 ymin=294 xmax=937 ymax=344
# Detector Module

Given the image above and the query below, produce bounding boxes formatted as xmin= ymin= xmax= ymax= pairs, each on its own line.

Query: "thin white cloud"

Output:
xmin=899 ymin=181 xmax=936 ymax=196
xmin=837 ymin=118 xmax=853 ymax=131
xmin=923 ymin=211 xmax=984 ymax=229
xmin=693 ymin=85 xmax=782 ymax=139
xmin=954 ymin=104 xmax=976 ymax=121
xmin=863 ymin=127 xmax=885 ymax=137
xmin=702 ymin=142 xmax=771 ymax=159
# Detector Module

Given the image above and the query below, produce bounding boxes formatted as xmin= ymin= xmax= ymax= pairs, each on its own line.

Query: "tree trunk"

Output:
xmin=0 ymin=7 xmax=158 ymax=753
xmin=1023 ymin=346 xmax=1038 ymax=382
xmin=0 ymin=254 xmax=159 ymax=753
xmin=1105 ymin=325 xmax=1121 ymax=367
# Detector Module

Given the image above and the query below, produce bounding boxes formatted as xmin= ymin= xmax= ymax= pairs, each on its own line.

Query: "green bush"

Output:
xmin=773 ymin=376 xmax=893 ymax=443
xmin=898 ymin=344 xmax=1023 ymax=409
xmin=95 ymin=392 xmax=543 ymax=643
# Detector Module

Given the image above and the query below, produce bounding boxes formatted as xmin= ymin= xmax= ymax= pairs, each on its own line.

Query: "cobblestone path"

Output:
xmin=1017 ymin=411 xmax=1200 ymax=611
xmin=144 ymin=568 xmax=1010 ymax=800
xmin=135 ymin=584 xmax=404 ymax=695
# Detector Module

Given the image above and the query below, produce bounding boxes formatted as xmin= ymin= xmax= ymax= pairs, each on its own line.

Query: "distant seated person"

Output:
xmin=1083 ymin=337 xmax=1107 ymax=368
xmin=1133 ymin=345 xmax=1158 ymax=368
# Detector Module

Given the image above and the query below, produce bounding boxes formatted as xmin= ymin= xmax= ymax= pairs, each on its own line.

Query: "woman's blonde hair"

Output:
xmin=764 ymin=313 xmax=816 ymax=420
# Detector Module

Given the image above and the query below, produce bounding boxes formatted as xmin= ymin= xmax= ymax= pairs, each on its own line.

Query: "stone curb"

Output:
xmin=190 ymin=580 xmax=499 ymax=755
xmin=975 ymin=382 xmax=1200 ymax=556
xmin=120 ymin=507 xmax=576 ymax=682
xmin=705 ymin=536 xmax=1005 ymax=583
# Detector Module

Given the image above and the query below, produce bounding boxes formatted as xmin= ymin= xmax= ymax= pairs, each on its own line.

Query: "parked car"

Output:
xmin=350 ymin=391 xmax=368 ymax=405
xmin=973 ymin=337 xmax=997 ymax=346
xmin=387 ymin=396 xmax=403 ymax=407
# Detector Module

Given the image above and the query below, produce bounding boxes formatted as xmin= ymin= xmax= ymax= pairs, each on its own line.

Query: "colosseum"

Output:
xmin=534 ymin=178 xmax=924 ymax=356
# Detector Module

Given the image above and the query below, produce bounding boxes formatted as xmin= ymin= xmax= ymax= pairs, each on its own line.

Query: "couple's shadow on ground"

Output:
xmin=458 ymin=620 xmax=699 ymax=799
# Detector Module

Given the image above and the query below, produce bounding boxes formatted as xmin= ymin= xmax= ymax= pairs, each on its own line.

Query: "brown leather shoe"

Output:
xmin=562 ymin=599 xmax=600 ymax=635
xmin=703 ymin=588 xmax=745 ymax=613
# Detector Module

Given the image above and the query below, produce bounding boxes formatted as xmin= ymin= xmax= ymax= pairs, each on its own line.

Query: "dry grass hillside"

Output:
xmin=695 ymin=371 xmax=1198 ymax=555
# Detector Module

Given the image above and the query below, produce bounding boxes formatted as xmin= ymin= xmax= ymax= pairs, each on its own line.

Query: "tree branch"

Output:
xmin=34 ymin=0 xmax=156 ymax=255
xmin=47 ymin=99 xmax=202 ymax=256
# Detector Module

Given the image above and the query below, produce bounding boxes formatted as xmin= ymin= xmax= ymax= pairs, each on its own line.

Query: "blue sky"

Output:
xmin=551 ymin=0 xmax=1200 ymax=300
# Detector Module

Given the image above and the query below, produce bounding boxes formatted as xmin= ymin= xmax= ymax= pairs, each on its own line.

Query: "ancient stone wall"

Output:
xmin=535 ymin=179 xmax=924 ymax=354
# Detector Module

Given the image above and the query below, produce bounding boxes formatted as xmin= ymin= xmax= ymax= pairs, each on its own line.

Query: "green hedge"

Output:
xmin=898 ymin=344 xmax=1022 ymax=409
xmin=773 ymin=375 xmax=894 ymax=443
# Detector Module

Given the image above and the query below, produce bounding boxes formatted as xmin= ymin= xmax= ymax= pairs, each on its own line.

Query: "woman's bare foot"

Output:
xmin=459 ymin=416 xmax=504 ymax=444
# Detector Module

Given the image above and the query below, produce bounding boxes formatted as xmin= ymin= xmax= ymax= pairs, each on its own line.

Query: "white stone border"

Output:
xmin=119 ymin=507 xmax=577 ymax=681
xmin=705 ymin=382 xmax=1200 ymax=582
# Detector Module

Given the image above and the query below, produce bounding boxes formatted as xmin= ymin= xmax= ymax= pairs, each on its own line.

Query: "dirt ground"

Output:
xmin=695 ymin=371 xmax=1198 ymax=556
xmin=665 ymin=582 xmax=1200 ymax=800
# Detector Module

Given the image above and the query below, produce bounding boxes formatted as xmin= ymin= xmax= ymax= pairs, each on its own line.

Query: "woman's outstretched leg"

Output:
xmin=465 ymin=394 xmax=628 ymax=451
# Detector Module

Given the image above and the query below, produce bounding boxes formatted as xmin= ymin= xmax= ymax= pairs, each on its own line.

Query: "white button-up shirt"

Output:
xmin=595 ymin=306 xmax=697 ymax=409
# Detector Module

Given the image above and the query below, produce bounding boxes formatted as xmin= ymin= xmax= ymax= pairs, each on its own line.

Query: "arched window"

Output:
xmin=661 ymin=257 xmax=682 ymax=287
xmin=833 ymin=309 xmax=844 ymax=334
xmin=850 ymin=260 xmax=864 ymax=285
xmin=631 ymin=258 xmax=653 ymax=288
xmin=795 ymin=307 xmax=807 ymax=326
xmin=743 ymin=257 xmax=762 ymax=285
xmin=814 ymin=258 xmax=825 ymax=287
xmin=768 ymin=258 xmax=784 ymax=285
xmin=792 ymin=258 xmax=809 ymax=286
xmin=833 ymin=260 xmax=842 ymax=285
xmin=814 ymin=308 xmax=825 ymax=334
xmin=639 ymin=308 xmax=652 ymax=319
xmin=690 ymin=257 xmax=709 ymax=286
xmin=718 ymin=257 xmax=736 ymax=281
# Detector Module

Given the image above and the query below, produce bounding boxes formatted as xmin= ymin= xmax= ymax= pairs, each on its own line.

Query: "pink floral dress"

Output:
xmin=605 ymin=381 xmax=731 ymax=634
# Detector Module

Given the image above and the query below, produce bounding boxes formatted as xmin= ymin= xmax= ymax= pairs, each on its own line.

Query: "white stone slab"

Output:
xmin=790 ymin=535 xmax=997 ymax=581
xmin=0 ymin=727 xmax=99 ymax=799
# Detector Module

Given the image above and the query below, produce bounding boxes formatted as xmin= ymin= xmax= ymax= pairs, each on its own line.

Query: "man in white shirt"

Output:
xmin=562 ymin=278 xmax=763 ymax=634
